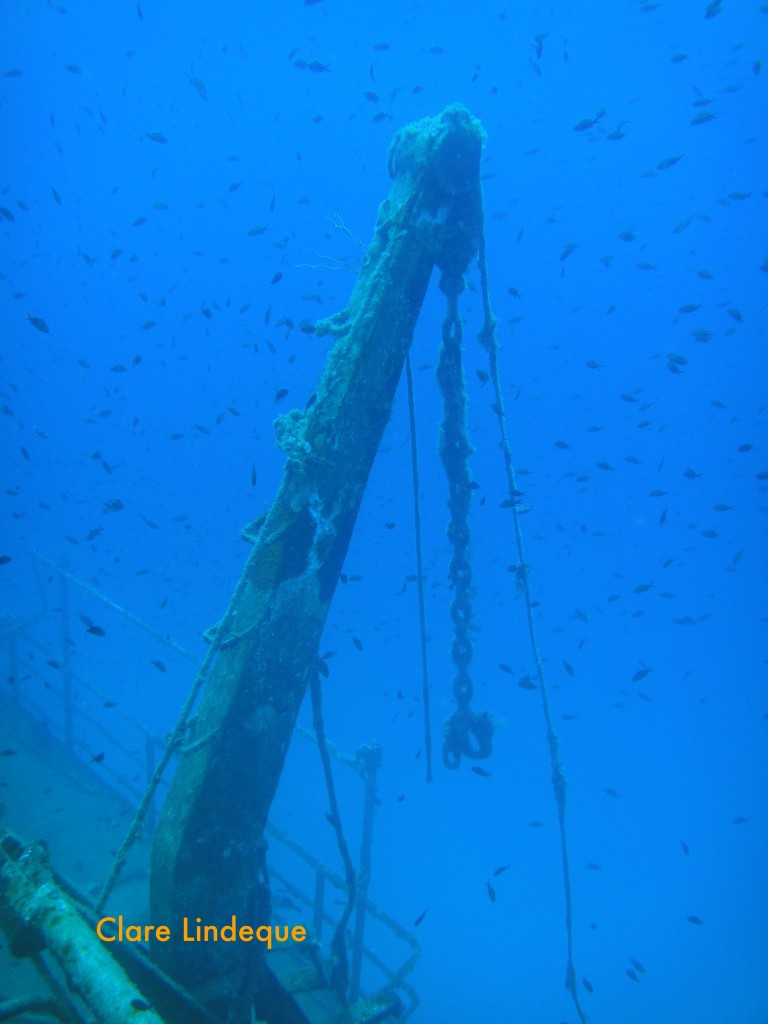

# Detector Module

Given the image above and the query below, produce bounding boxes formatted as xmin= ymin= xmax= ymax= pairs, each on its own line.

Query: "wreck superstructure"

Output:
xmin=1 ymin=106 xmax=492 ymax=1024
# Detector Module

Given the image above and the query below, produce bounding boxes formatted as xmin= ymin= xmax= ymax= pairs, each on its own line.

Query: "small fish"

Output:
xmin=87 ymin=624 xmax=106 ymax=637
xmin=686 ymin=915 xmax=703 ymax=925
xmin=186 ymin=74 xmax=208 ymax=100
xmin=28 ymin=315 xmax=50 ymax=333
xmin=150 ymin=660 xmax=166 ymax=673
xmin=274 ymin=388 xmax=289 ymax=403
xmin=582 ymin=977 xmax=594 ymax=993
xmin=673 ymin=214 xmax=696 ymax=234
xmin=485 ymin=880 xmax=496 ymax=903
xmin=563 ymin=660 xmax=575 ymax=677
xmin=90 ymin=752 xmax=105 ymax=764
xmin=413 ymin=909 xmax=427 ymax=927
xmin=626 ymin=968 xmax=639 ymax=982
xmin=657 ymin=155 xmax=683 ymax=171
xmin=493 ymin=865 xmax=510 ymax=877
xmin=630 ymin=958 xmax=645 ymax=973
xmin=145 ymin=131 xmax=168 ymax=143
xmin=680 ymin=840 xmax=690 ymax=855
xmin=498 ymin=663 xmax=514 ymax=675
xmin=352 ymin=636 xmax=363 ymax=651
xmin=1 ymin=748 xmax=18 ymax=757
xmin=471 ymin=766 xmax=491 ymax=778
xmin=604 ymin=788 xmax=621 ymax=798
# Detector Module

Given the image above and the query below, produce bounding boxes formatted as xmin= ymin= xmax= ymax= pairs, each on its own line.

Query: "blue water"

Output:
xmin=1 ymin=2 xmax=766 ymax=1022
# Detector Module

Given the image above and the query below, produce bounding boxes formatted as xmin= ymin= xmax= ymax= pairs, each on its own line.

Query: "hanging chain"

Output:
xmin=437 ymin=269 xmax=493 ymax=770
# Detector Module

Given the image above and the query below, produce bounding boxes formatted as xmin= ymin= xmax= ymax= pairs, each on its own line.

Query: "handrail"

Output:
xmin=1 ymin=553 xmax=421 ymax=1017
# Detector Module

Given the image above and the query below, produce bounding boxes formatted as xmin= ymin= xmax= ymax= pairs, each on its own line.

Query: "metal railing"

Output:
xmin=1 ymin=552 xmax=420 ymax=1018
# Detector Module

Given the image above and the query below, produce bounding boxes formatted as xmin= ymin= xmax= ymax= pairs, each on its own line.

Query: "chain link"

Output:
xmin=437 ymin=272 xmax=493 ymax=769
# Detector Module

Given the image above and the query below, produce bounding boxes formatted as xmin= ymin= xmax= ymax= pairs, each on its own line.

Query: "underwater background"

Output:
xmin=1 ymin=1 xmax=766 ymax=1022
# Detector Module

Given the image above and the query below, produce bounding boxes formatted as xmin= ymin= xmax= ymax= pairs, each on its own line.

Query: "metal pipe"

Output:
xmin=313 ymin=867 xmax=325 ymax=941
xmin=349 ymin=743 xmax=381 ymax=1001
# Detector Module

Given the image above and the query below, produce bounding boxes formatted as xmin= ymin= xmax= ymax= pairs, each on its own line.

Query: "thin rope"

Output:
xmin=94 ymin=642 xmax=218 ymax=915
xmin=405 ymin=351 xmax=433 ymax=783
xmin=310 ymin=670 xmax=356 ymax=1005
xmin=95 ymin=562 xmax=259 ymax=915
xmin=477 ymin=231 xmax=588 ymax=1024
